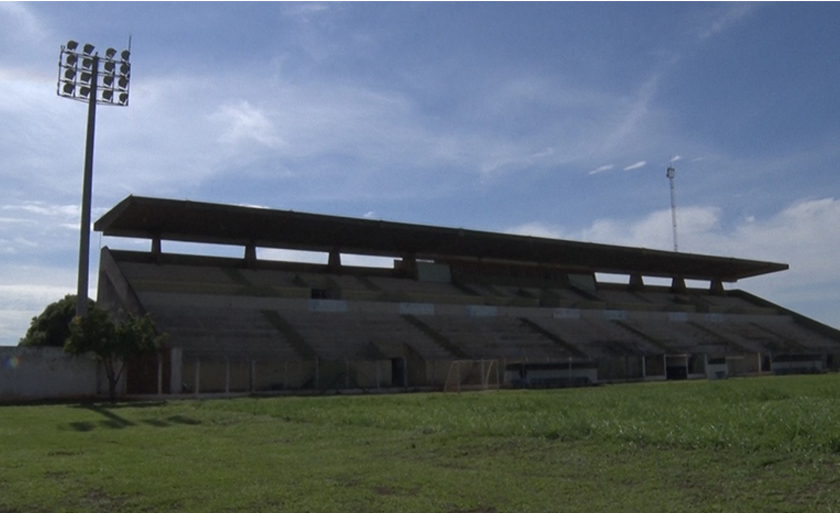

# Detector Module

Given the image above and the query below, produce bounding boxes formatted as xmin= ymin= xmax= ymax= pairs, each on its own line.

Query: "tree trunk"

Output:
xmin=104 ymin=358 xmax=120 ymax=402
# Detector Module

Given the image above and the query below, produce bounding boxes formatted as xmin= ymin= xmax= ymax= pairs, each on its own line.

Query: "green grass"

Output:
xmin=2 ymin=374 xmax=840 ymax=512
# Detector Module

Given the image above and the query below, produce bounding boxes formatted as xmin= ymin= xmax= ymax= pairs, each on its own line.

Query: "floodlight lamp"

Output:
xmin=83 ymin=43 xmax=95 ymax=55
xmin=102 ymin=90 xmax=113 ymax=101
xmin=104 ymin=61 xmax=115 ymax=73
xmin=66 ymin=40 xmax=79 ymax=51
xmin=119 ymin=63 xmax=130 ymax=75
xmin=118 ymin=92 xmax=128 ymax=105
xmin=62 ymin=82 xmax=75 ymax=95
xmin=103 ymin=75 xmax=114 ymax=87
xmin=80 ymin=86 xmax=91 ymax=98
xmin=105 ymin=48 xmax=117 ymax=59
xmin=80 ymin=71 xmax=92 ymax=83
xmin=121 ymin=49 xmax=130 ymax=61
xmin=65 ymin=53 xmax=78 ymax=66
xmin=117 ymin=77 xmax=128 ymax=89
xmin=64 ymin=68 xmax=76 ymax=80
xmin=82 ymin=57 xmax=94 ymax=69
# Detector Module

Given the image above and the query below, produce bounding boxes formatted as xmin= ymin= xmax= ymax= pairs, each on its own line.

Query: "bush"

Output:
xmin=18 ymin=295 xmax=95 ymax=347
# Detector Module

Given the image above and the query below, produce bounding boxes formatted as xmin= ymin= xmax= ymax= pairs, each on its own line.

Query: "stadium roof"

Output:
xmin=95 ymin=196 xmax=788 ymax=282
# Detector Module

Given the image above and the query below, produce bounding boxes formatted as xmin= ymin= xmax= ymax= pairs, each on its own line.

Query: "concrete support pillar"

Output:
xmin=710 ymin=279 xmax=725 ymax=296
xmin=345 ymin=359 xmax=350 ymax=389
xmin=402 ymin=254 xmax=418 ymax=279
xmin=151 ymin=236 xmax=162 ymax=260
xmin=671 ymin=277 xmax=687 ymax=294
xmin=568 ymin=357 xmax=573 ymax=387
xmin=194 ymin=358 xmax=201 ymax=396
xmin=225 ymin=358 xmax=231 ymax=395
xmin=250 ymin=360 xmax=256 ymax=392
xmin=629 ymin=273 xmax=644 ymax=290
xmin=169 ymin=348 xmax=182 ymax=395
xmin=245 ymin=243 xmax=257 ymax=268
xmin=328 ymin=249 xmax=341 ymax=273
xmin=157 ymin=352 xmax=163 ymax=396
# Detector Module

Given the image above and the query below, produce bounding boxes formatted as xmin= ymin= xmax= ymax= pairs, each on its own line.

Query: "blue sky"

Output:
xmin=1 ymin=2 xmax=839 ymax=345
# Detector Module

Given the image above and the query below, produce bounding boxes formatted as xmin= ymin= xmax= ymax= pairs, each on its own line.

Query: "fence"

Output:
xmin=0 ymin=346 xmax=115 ymax=402
xmin=133 ymin=348 xmax=758 ymax=396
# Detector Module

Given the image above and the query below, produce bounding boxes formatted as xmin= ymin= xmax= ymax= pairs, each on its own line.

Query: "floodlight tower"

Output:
xmin=57 ymin=39 xmax=131 ymax=317
xmin=666 ymin=165 xmax=678 ymax=252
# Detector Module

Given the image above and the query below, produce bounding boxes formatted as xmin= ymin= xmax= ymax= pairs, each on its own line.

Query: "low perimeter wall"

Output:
xmin=0 ymin=346 xmax=111 ymax=402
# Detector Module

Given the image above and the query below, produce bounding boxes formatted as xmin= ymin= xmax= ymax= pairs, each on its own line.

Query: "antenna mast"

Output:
xmin=666 ymin=165 xmax=678 ymax=252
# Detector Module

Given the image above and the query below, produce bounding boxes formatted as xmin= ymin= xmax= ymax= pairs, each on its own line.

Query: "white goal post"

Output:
xmin=443 ymin=359 xmax=501 ymax=393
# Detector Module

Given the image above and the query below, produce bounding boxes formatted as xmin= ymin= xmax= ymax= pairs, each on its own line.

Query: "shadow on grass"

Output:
xmin=68 ymin=421 xmax=96 ymax=432
xmin=167 ymin=415 xmax=201 ymax=426
xmin=62 ymin=402 xmax=201 ymax=432
xmin=82 ymin=404 xmax=136 ymax=428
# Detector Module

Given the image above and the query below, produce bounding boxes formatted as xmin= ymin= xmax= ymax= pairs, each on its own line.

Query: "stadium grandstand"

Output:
xmin=94 ymin=196 xmax=840 ymax=395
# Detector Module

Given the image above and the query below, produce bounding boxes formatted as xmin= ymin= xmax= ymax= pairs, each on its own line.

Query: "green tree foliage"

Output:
xmin=18 ymin=295 xmax=95 ymax=347
xmin=64 ymin=308 xmax=164 ymax=400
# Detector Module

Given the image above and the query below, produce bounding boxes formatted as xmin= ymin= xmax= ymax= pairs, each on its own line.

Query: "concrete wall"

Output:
xmin=0 ymin=347 xmax=109 ymax=402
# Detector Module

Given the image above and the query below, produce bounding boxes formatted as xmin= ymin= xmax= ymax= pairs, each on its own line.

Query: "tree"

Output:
xmin=18 ymin=295 xmax=96 ymax=347
xmin=64 ymin=307 xmax=164 ymax=400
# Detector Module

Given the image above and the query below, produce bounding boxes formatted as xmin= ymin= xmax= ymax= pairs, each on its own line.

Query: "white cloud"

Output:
xmin=283 ymin=2 xmax=330 ymax=21
xmin=0 ymin=2 xmax=48 ymax=45
xmin=2 ymin=202 xmax=79 ymax=218
xmin=479 ymin=146 xmax=559 ymax=176
xmin=589 ymin=164 xmax=614 ymax=175
xmin=700 ymin=4 xmax=757 ymax=40
xmin=624 ymin=161 xmax=647 ymax=171
xmin=599 ymin=76 xmax=660 ymax=155
xmin=505 ymin=222 xmax=567 ymax=240
xmin=506 ymin=197 xmax=840 ymax=329
xmin=508 ymin=205 xmax=719 ymax=251
xmin=209 ymin=100 xmax=286 ymax=149
xmin=0 ymin=266 xmax=77 ymax=345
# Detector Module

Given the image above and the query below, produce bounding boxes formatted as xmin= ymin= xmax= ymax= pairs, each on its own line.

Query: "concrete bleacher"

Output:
xmin=99 ymin=243 xmax=840 ymax=395
xmin=120 ymin=261 xmax=246 ymax=296
xmin=619 ymin=316 xmax=734 ymax=354
xmin=699 ymin=316 xmax=803 ymax=354
xmin=273 ymin=311 xmax=455 ymax=362
xmin=365 ymin=275 xmax=476 ymax=304
xmin=701 ymin=294 xmax=779 ymax=314
xmin=597 ymin=289 xmax=655 ymax=307
xmin=523 ymin=317 xmax=657 ymax=359
xmin=149 ymin=304 xmax=301 ymax=362
xmin=456 ymin=283 xmax=542 ymax=307
xmin=123 ymin=255 xmax=838 ymax=367
xmin=415 ymin=315 xmax=575 ymax=360
xmin=744 ymin=316 xmax=840 ymax=351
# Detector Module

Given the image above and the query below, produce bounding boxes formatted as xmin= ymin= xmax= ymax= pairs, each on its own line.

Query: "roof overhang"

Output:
xmin=95 ymin=196 xmax=788 ymax=282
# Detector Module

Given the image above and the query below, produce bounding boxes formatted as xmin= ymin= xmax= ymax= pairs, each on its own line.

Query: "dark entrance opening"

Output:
xmin=666 ymin=365 xmax=688 ymax=380
xmin=391 ymin=358 xmax=406 ymax=387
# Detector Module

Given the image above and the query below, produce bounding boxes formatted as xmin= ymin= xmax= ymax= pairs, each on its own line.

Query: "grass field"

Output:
xmin=2 ymin=374 xmax=839 ymax=513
